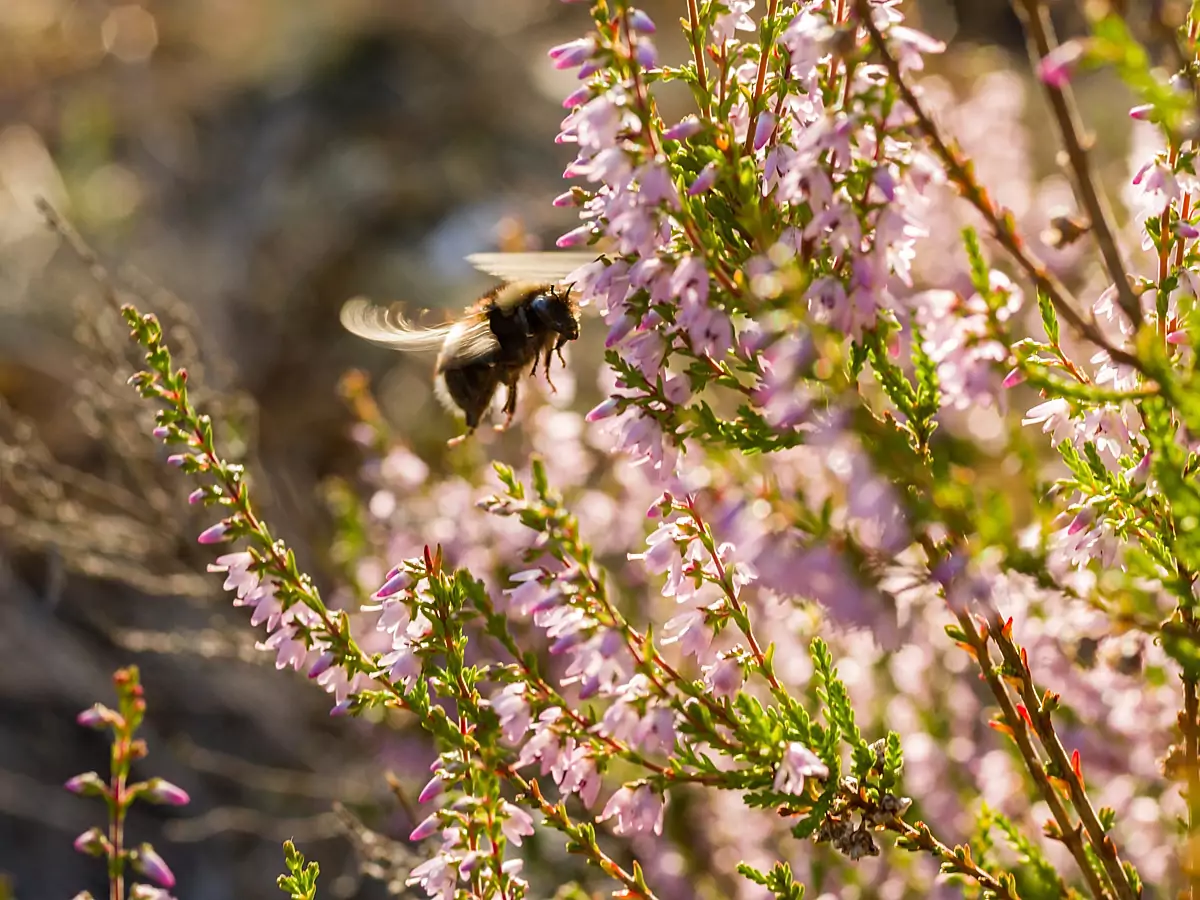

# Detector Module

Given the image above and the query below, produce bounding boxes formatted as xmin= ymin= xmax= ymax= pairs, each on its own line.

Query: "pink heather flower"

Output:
xmin=409 ymin=812 xmax=441 ymax=842
xmin=586 ymin=397 xmax=621 ymax=422
xmin=634 ymin=705 xmax=677 ymax=755
xmin=306 ymin=651 xmax=335 ymax=679
xmin=548 ymin=37 xmax=595 ymax=70
xmin=73 ymin=827 xmax=108 ymax=857
xmin=663 ymin=116 xmax=703 ymax=141
xmin=499 ymin=800 xmax=535 ymax=845
xmin=599 ymin=784 xmax=666 ymax=836
xmin=166 ymin=454 xmax=188 ymax=467
xmin=64 ymin=772 xmax=106 ymax=796
xmin=627 ymin=8 xmax=656 ymax=33
xmin=76 ymin=704 xmax=116 ymax=729
xmin=186 ymin=487 xmax=206 ymax=505
xmin=712 ymin=0 xmax=754 ymax=44
xmin=134 ymin=844 xmax=175 ymax=889
xmin=687 ymin=162 xmax=718 ymax=195
xmin=419 ymin=774 xmax=444 ymax=804
xmin=753 ymin=112 xmax=775 ymax=151
xmin=704 ymin=656 xmax=743 ymax=699
xmin=887 ymin=25 xmax=946 ymax=72
xmin=196 ymin=521 xmax=230 ymax=545
xmin=773 ymin=742 xmax=829 ymax=795
xmin=407 ymin=853 xmax=456 ymax=897
xmin=634 ymin=39 xmax=659 ymax=69
xmin=1167 ymin=329 xmax=1189 ymax=344
xmin=1066 ymin=506 xmax=1095 ymax=536
xmin=1022 ymin=398 xmax=1074 ymax=446
xmin=1129 ymin=103 xmax=1155 ymax=121
xmin=1126 ymin=452 xmax=1152 ymax=485
xmin=1002 ymin=368 xmax=1025 ymax=388
xmin=561 ymin=85 xmax=591 ymax=109
xmin=556 ymin=225 xmax=593 ymax=248
xmin=1038 ymin=40 xmax=1084 ymax=88
xmin=143 ymin=778 xmax=190 ymax=806
xmin=490 ymin=683 xmax=531 ymax=744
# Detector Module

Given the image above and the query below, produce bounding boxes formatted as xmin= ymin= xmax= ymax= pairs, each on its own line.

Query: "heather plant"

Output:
xmin=48 ymin=0 xmax=1200 ymax=898
xmin=65 ymin=666 xmax=190 ymax=900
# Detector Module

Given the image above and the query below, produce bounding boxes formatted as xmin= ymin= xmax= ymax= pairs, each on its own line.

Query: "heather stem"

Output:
xmin=742 ymin=0 xmax=781 ymax=158
xmin=685 ymin=0 xmax=710 ymax=117
xmin=981 ymin=609 xmax=1137 ymax=900
xmin=1011 ymin=0 xmax=1143 ymax=330
xmin=956 ymin=612 xmax=1111 ymax=900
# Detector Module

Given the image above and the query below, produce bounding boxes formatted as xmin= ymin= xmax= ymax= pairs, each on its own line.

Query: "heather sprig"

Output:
xmin=66 ymin=666 xmax=190 ymax=900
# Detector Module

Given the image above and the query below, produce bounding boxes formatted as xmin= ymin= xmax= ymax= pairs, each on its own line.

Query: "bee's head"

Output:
xmin=530 ymin=289 xmax=579 ymax=341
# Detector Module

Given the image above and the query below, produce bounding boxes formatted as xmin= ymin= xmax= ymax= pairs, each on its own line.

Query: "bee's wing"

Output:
xmin=340 ymin=297 xmax=453 ymax=352
xmin=465 ymin=252 xmax=602 ymax=286
xmin=437 ymin=317 xmax=501 ymax=370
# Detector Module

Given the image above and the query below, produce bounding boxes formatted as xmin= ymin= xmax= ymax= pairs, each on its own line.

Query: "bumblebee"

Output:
xmin=340 ymin=252 xmax=598 ymax=445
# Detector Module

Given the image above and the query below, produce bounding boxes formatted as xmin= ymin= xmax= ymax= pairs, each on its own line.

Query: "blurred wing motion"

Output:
xmin=339 ymin=297 xmax=452 ymax=351
xmin=465 ymin=251 xmax=602 ymax=286
xmin=340 ymin=297 xmax=499 ymax=364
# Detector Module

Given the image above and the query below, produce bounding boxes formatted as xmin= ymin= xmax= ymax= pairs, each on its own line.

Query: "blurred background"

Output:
xmin=0 ymin=1 xmax=1150 ymax=897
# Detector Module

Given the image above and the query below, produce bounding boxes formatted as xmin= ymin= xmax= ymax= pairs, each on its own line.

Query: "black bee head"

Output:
xmin=530 ymin=289 xmax=579 ymax=341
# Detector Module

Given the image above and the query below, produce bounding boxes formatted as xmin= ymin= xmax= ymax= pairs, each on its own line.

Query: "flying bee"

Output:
xmin=339 ymin=251 xmax=601 ymax=446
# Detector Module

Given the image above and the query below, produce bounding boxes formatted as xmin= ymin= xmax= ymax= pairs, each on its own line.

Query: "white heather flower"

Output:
xmin=773 ymin=743 xmax=829 ymax=795
xmin=1022 ymin=398 xmax=1074 ymax=446
xmin=598 ymin=784 xmax=666 ymax=836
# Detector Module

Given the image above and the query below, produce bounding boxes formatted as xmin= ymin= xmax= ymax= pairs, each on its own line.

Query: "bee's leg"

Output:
xmin=446 ymin=429 xmax=472 ymax=447
xmin=494 ymin=380 xmax=519 ymax=431
xmin=554 ymin=337 xmax=568 ymax=370
xmin=543 ymin=348 xmax=557 ymax=393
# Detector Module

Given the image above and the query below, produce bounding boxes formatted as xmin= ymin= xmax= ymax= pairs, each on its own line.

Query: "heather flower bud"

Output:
xmin=133 ymin=844 xmax=175 ymax=889
xmin=187 ymin=487 xmax=207 ymax=505
xmin=65 ymin=772 xmax=108 ymax=797
xmin=687 ymin=163 xmax=718 ymax=195
xmin=196 ymin=521 xmax=230 ymax=545
xmin=627 ymin=8 xmax=656 ymax=33
xmin=1126 ymin=452 xmax=1152 ymax=485
xmin=152 ymin=426 xmax=171 ymax=439
xmin=76 ymin=703 xmax=119 ymax=730
xmin=1002 ymin=368 xmax=1025 ymax=388
xmin=753 ymin=112 xmax=775 ymax=151
xmin=586 ymin=397 xmax=620 ymax=422
xmin=143 ymin=778 xmax=190 ymax=806
xmin=561 ymin=85 xmax=591 ymax=109
xmin=548 ymin=37 xmax=595 ymax=70
xmin=1037 ymin=40 xmax=1084 ymax=88
xmin=409 ymin=812 xmax=441 ymax=842
xmin=556 ymin=225 xmax=592 ymax=248
xmin=306 ymin=651 xmax=336 ymax=679
xmin=1066 ymin=506 xmax=1094 ymax=536
xmin=1129 ymin=104 xmax=1155 ymax=121
xmin=662 ymin=116 xmax=703 ymax=141
xmin=374 ymin=570 xmax=408 ymax=597
xmin=73 ymin=827 xmax=110 ymax=857
xmin=1167 ymin=329 xmax=1189 ymax=344
xmin=166 ymin=454 xmax=188 ymax=467
xmin=418 ymin=774 xmax=445 ymax=804
xmin=634 ymin=39 xmax=659 ymax=69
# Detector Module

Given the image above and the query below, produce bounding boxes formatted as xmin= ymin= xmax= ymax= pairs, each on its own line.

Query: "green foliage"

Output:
xmin=738 ymin=861 xmax=806 ymax=899
xmin=277 ymin=841 xmax=320 ymax=900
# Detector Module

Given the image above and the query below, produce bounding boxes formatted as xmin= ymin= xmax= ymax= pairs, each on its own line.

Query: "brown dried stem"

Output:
xmin=1011 ymin=0 xmax=1143 ymax=330
xmin=956 ymin=612 xmax=1113 ymax=900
